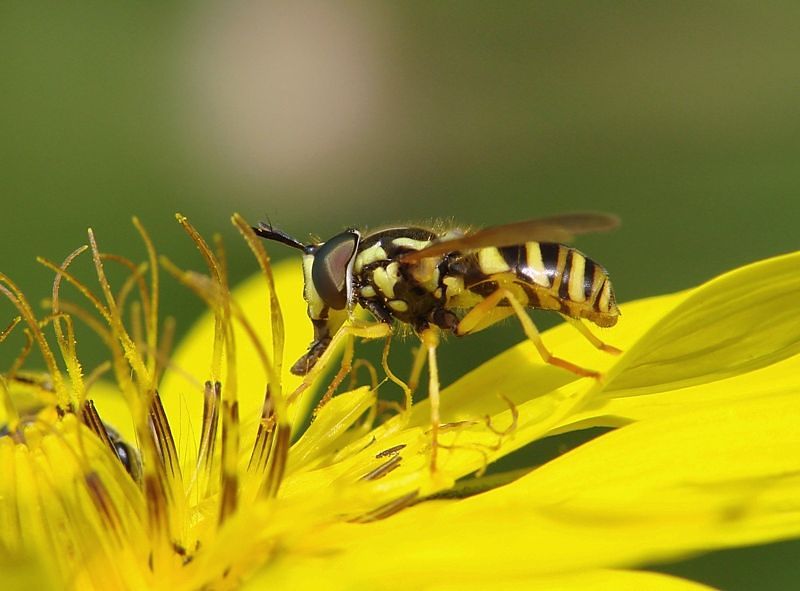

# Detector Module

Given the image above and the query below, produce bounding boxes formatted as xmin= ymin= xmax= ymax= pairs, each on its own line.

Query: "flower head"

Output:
xmin=1 ymin=216 xmax=799 ymax=590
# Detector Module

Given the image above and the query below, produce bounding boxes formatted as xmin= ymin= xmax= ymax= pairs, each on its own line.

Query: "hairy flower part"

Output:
xmin=0 ymin=215 xmax=799 ymax=591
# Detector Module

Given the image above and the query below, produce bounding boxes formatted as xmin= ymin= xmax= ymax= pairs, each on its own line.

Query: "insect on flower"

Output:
xmin=0 ymin=372 xmax=144 ymax=484
xmin=254 ymin=213 xmax=622 ymax=470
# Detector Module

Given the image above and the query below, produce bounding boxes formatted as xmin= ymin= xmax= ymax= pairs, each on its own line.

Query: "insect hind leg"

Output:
xmin=457 ymin=287 xmax=602 ymax=380
xmin=560 ymin=315 xmax=622 ymax=355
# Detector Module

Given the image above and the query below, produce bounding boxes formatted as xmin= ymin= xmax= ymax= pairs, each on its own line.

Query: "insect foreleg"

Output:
xmin=288 ymin=321 xmax=393 ymax=407
xmin=381 ymin=335 xmax=413 ymax=412
xmin=559 ymin=315 xmax=622 ymax=355
xmin=456 ymin=287 xmax=602 ymax=380
xmin=407 ymin=338 xmax=428 ymax=399
xmin=313 ymin=331 xmax=356 ymax=416
xmin=418 ymin=327 xmax=442 ymax=472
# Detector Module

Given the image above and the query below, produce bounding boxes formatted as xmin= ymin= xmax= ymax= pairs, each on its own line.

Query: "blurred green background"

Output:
xmin=2 ymin=2 xmax=799 ymax=588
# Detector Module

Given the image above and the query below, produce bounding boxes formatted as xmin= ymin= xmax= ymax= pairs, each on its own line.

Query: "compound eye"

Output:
xmin=311 ymin=232 xmax=359 ymax=309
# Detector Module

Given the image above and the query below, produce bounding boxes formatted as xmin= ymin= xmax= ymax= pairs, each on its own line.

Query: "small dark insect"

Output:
xmin=255 ymin=213 xmax=621 ymax=470
xmin=1 ymin=374 xmax=142 ymax=483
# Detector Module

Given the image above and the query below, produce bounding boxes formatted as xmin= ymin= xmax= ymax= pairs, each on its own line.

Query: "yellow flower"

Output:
xmin=1 ymin=215 xmax=799 ymax=591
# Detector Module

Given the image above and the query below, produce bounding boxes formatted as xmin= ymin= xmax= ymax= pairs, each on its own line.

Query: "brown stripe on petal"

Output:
xmin=149 ymin=390 xmax=181 ymax=483
xmin=360 ymin=454 xmax=402 ymax=481
xmin=261 ymin=423 xmax=290 ymax=498
xmin=375 ymin=443 xmax=407 ymax=458
xmin=81 ymin=400 xmax=116 ymax=455
xmin=349 ymin=491 xmax=420 ymax=523
xmin=218 ymin=398 xmax=240 ymax=524
xmin=144 ymin=473 xmax=169 ymax=537
xmin=198 ymin=381 xmax=221 ymax=482
xmin=84 ymin=471 xmax=123 ymax=543
xmin=248 ymin=386 xmax=276 ymax=474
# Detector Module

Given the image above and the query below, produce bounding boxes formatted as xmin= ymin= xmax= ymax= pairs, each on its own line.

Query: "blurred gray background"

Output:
xmin=2 ymin=3 xmax=799 ymax=587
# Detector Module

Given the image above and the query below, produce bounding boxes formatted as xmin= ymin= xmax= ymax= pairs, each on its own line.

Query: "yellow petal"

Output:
xmin=424 ymin=251 xmax=800 ymax=437
xmin=252 ymin=391 xmax=800 ymax=585
xmin=604 ymin=250 xmax=800 ymax=396
xmin=427 ymin=569 xmax=717 ymax=591
xmin=158 ymin=259 xmax=314 ymax=467
xmin=249 ymin=563 xmax=716 ymax=591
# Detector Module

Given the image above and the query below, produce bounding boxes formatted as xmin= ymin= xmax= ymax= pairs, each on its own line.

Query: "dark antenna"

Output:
xmin=252 ymin=221 xmax=307 ymax=251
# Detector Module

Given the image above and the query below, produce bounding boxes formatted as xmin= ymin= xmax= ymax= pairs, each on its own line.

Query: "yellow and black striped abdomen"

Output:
xmin=464 ymin=242 xmax=620 ymax=328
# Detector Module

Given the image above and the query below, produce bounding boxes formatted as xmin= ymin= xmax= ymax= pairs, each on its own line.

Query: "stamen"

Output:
xmin=41 ymin=299 xmax=113 ymax=348
xmin=349 ymin=491 xmax=419 ymax=523
xmin=0 ymin=276 xmax=67 ymax=405
xmin=0 ymin=316 xmax=21 ymax=343
xmin=196 ymin=380 xmax=220 ymax=497
xmin=8 ymin=328 xmax=33 ymax=378
xmin=219 ymin=396 xmax=239 ymax=524
xmin=133 ymin=217 xmax=161 ymax=382
xmin=80 ymin=399 xmax=116 ymax=455
xmin=360 ymin=453 xmax=402 ymax=481
xmin=375 ymin=443 xmax=407 ymax=458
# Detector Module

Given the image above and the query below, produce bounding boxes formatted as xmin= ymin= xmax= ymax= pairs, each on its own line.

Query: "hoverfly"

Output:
xmin=254 ymin=213 xmax=621 ymax=470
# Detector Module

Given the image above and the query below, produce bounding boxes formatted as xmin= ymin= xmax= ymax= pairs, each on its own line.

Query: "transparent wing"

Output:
xmin=399 ymin=212 xmax=619 ymax=262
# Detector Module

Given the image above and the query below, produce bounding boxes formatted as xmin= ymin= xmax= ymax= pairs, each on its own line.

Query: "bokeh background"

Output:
xmin=2 ymin=2 xmax=799 ymax=587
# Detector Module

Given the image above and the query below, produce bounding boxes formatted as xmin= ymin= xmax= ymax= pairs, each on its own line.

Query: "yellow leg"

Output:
xmin=288 ymin=321 xmax=392 ymax=406
xmin=381 ymin=335 xmax=413 ymax=412
xmin=560 ymin=315 xmax=622 ymax=355
xmin=455 ymin=288 xmax=508 ymax=335
xmin=504 ymin=290 xmax=601 ymax=379
xmin=418 ymin=327 xmax=441 ymax=472
xmin=407 ymin=339 xmax=428 ymax=397
xmin=456 ymin=287 xmax=601 ymax=380
xmin=313 ymin=331 xmax=355 ymax=416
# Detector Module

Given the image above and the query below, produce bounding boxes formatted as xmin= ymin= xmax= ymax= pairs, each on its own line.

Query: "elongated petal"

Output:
xmin=428 ymin=569 xmax=718 ymax=591
xmin=251 ymin=391 xmax=800 ymax=586
xmin=249 ymin=564 xmax=716 ymax=591
xmin=430 ymin=251 xmax=800 ymax=436
xmin=158 ymin=260 xmax=313 ymax=464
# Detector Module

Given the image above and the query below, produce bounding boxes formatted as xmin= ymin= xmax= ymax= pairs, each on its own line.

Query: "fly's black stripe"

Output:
xmin=558 ymin=249 xmax=573 ymax=300
xmin=539 ymin=243 xmax=560 ymax=283
xmin=499 ymin=245 xmax=523 ymax=270
xmin=518 ymin=282 xmax=540 ymax=308
xmin=468 ymin=278 xmax=498 ymax=298
xmin=592 ymin=278 xmax=607 ymax=311
xmin=583 ymin=258 xmax=597 ymax=300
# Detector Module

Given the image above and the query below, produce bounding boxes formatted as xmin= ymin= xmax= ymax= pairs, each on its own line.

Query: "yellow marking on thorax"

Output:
xmin=372 ymin=262 xmax=401 ymax=299
xmin=443 ymin=275 xmax=464 ymax=297
xmin=354 ymin=244 xmax=387 ymax=273
xmin=478 ymin=248 xmax=511 ymax=275
xmin=360 ymin=285 xmax=377 ymax=298
xmin=524 ymin=242 xmax=551 ymax=287
xmin=392 ymin=237 xmax=432 ymax=251
xmin=567 ymin=253 xmax=586 ymax=302
xmin=388 ymin=299 xmax=409 ymax=312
